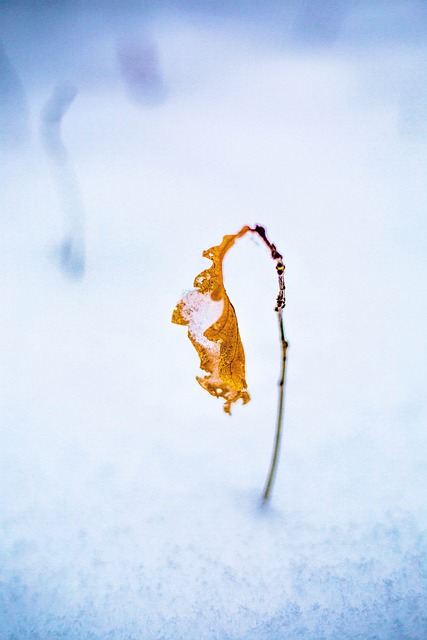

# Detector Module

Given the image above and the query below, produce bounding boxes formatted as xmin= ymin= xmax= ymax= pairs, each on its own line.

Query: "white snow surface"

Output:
xmin=1 ymin=5 xmax=426 ymax=639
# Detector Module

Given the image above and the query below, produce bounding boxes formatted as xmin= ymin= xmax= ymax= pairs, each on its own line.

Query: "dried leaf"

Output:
xmin=172 ymin=223 xmax=288 ymax=503
xmin=172 ymin=226 xmax=251 ymax=414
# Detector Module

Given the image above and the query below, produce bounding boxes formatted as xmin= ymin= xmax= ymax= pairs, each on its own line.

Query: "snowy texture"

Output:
xmin=1 ymin=2 xmax=426 ymax=639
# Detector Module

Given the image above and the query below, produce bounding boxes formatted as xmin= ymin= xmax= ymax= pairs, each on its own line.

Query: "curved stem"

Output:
xmin=248 ymin=225 xmax=287 ymax=504
xmin=262 ymin=309 xmax=288 ymax=503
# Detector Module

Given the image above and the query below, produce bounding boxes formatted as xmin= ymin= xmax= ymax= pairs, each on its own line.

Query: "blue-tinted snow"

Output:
xmin=0 ymin=2 xmax=426 ymax=639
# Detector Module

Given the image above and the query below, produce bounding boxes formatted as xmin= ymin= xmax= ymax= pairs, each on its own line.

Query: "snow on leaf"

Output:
xmin=172 ymin=226 xmax=251 ymax=414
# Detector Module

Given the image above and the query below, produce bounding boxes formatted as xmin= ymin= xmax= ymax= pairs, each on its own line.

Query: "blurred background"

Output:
xmin=1 ymin=1 xmax=426 ymax=638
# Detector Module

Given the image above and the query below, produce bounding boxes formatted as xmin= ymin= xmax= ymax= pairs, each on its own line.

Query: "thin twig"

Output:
xmin=41 ymin=85 xmax=85 ymax=277
xmin=262 ymin=309 xmax=288 ymax=502
xmin=249 ymin=225 xmax=288 ymax=503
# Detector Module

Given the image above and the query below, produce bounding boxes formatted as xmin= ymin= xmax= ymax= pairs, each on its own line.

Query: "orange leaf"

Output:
xmin=172 ymin=226 xmax=251 ymax=414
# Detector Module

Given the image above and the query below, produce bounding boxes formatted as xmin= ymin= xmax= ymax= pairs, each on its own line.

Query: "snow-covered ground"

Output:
xmin=1 ymin=3 xmax=426 ymax=638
